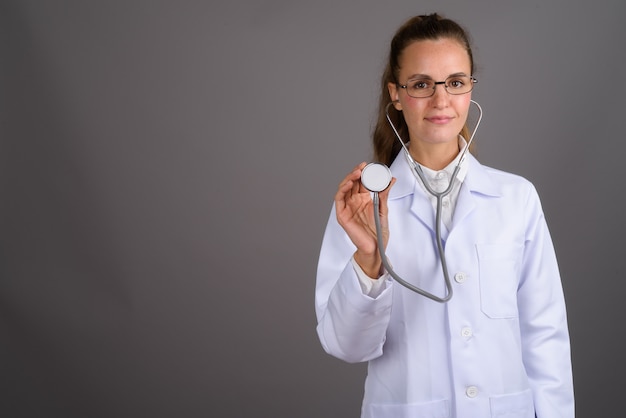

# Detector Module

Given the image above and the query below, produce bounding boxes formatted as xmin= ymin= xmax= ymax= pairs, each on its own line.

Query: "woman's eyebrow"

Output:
xmin=406 ymin=73 xmax=433 ymax=80
xmin=406 ymin=72 xmax=469 ymax=80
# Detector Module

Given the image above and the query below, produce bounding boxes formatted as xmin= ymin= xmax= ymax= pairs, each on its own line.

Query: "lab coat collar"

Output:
xmin=463 ymin=155 xmax=501 ymax=198
xmin=419 ymin=136 xmax=470 ymax=191
xmin=388 ymin=151 xmax=501 ymax=200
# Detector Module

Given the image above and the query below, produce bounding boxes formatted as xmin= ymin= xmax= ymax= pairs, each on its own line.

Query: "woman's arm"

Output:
xmin=518 ymin=185 xmax=575 ymax=417
xmin=315 ymin=163 xmax=396 ymax=363
xmin=315 ymin=205 xmax=394 ymax=363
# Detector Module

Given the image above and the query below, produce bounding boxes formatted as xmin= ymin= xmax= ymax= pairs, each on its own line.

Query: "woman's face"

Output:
xmin=388 ymin=38 xmax=472 ymax=152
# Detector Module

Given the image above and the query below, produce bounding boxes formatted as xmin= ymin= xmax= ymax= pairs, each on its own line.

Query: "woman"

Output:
xmin=315 ymin=14 xmax=574 ymax=418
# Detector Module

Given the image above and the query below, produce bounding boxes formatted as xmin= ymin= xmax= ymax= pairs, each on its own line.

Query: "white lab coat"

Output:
xmin=315 ymin=153 xmax=574 ymax=418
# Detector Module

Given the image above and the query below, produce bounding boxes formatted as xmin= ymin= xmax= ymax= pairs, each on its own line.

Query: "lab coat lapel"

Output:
xmin=389 ymin=152 xmax=501 ymax=234
xmin=409 ymin=185 xmax=437 ymax=234
xmin=388 ymin=154 xmax=436 ymax=234
xmin=451 ymin=155 xmax=501 ymax=230
xmin=451 ymin=184 xmax=475 ymax=229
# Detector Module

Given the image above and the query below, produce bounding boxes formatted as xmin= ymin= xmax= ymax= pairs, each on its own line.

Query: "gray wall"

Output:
xmin=1 ymin=1 xmax=624 ymax=416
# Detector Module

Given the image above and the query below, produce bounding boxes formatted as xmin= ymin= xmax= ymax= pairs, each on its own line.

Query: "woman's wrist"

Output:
xmin=353 ymin=250 xmax=383 ymax=279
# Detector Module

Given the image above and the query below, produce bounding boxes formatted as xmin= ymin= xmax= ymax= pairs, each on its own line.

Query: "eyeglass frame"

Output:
xmin=396 ymin=75 xmax=477 ymax=98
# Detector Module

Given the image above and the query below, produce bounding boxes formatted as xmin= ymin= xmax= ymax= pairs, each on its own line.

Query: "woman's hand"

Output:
xmin=335 ymin=162 xmax=395 ymax=278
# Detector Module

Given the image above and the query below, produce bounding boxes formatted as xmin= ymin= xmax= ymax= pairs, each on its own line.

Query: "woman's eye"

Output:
xmin=411 ymin=80 xmax=431 ymax=89
xmin=448 ymin=78 xmax=465 ymax=88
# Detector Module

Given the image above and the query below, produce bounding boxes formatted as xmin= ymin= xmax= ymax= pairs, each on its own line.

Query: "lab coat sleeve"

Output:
xmin=517 ymin=185 xmax=575 ymax=417
xmin=315 ymin=204 xmax=393 ymax=363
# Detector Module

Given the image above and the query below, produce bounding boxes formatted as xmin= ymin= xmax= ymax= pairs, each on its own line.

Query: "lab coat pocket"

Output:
xmin=489 ymin=388 xmax=534 ymax=417
xmin=368 ymin=399 xmax=450 ymax=418
xmin=476 ymin=243 xmax=523 ymax=319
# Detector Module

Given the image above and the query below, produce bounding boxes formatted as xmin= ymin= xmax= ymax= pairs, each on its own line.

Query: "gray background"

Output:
xmin=1 ymin=1 xmax=624 ymax=417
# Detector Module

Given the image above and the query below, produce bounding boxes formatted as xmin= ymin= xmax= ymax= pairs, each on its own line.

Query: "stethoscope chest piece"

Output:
xmin=361 ymin=163 xmax=392 ymax=192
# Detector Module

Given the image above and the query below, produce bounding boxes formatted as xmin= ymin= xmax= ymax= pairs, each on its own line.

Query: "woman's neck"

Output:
xmin=408 ymin=140 xmax=459 ymax=171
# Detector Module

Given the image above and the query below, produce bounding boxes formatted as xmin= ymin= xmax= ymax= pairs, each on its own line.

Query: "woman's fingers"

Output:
xmin=335 ymin=163 xmax=367 ymax=203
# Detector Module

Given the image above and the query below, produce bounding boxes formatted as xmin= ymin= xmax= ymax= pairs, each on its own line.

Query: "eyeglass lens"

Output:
xmin=403 ymin=75 xmax=474 ymax=98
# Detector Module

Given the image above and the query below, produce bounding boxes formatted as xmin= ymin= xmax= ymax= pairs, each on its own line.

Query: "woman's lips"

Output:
xmin=426 ymin=116 xmax=453 ymax=124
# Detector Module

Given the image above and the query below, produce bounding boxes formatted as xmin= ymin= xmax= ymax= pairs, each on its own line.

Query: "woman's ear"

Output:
xmin=387 ymin=82 xmax=402 ymax=111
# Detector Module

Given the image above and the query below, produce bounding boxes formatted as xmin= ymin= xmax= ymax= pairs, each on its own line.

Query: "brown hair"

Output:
xmin=373 ymin=13 xmax=476 ymax=165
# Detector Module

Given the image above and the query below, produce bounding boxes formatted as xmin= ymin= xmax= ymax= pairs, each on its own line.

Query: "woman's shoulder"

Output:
xmin=481 ymin=164 xmax=531 ymax=186
xmin=469 ymin=156 xmax=538 ymax=199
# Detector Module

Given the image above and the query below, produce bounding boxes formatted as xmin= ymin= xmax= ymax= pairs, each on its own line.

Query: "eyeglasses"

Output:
xmin=398 ymin=75 xmax=477 ymax=98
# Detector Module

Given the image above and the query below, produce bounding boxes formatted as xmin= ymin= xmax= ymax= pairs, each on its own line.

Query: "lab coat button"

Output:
xmin=454 ymin=272 xmax=467 ymax=283
xmin=466 ymin=386 xmax=478 ymax=398
xmin=461 ymin=327 xmax=473 ymax=338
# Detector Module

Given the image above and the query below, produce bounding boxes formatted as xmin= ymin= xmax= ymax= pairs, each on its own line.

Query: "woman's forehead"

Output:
xmin=398 ymin=38 xmax=472 ymax=77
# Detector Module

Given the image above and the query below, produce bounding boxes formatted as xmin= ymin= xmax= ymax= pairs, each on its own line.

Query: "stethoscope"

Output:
xmin=360 ymin=99 xmax=483 ymax=302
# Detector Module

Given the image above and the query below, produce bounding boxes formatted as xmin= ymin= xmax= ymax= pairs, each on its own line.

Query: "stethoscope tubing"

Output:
xmin=373 ymin=191 xmax=453 ymax=302
xmin=372 ymin=100 xmax=483 ymax=302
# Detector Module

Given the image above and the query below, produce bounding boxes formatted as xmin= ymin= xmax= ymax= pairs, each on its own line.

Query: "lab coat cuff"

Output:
xmin=351 ymin=257 xmax=392 ymax=298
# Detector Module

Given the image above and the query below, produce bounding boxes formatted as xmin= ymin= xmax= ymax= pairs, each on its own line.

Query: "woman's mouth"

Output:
xmin=426 ymin=116 xmax=453 ymax=125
